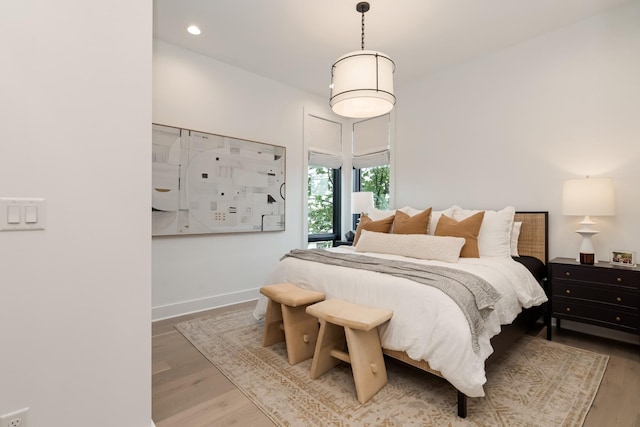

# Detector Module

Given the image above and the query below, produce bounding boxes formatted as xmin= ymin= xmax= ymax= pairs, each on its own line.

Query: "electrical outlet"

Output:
xmin=0 ymin=408 xmax=28 ymax=427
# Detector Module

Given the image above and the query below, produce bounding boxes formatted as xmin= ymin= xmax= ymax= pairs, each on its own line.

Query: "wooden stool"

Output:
xmin=260 ymin=283 xmax=325 ymax=365
xmin=306 ymin=299 xmax=393 ymax=404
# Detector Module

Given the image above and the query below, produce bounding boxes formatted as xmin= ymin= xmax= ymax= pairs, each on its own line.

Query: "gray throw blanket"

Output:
xmin=282 ymin=249 xmax=502 ymax=353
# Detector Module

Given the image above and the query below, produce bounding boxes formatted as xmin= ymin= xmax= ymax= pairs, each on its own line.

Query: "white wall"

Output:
xmin=152 ymin=41 xmax=332 ymax=319
xmin=395 ymin=1 xmax=640 ymax=261
xmin=0 ymin=2 xmax=151 ymax=427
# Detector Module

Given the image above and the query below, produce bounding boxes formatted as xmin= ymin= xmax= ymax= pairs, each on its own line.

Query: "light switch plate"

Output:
xmin=0 ymin=198 xmax=46 ymax=231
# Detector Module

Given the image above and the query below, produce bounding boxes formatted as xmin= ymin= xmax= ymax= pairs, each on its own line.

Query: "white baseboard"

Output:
xmin=151 ymin=420 xmax=156 ymax=427
xmin=152 ymin=288 xmax=260 ymax=321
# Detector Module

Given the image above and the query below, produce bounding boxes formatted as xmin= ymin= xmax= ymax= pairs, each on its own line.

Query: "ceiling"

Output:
xmin=153 ymin=0 xmax=628 ymax=97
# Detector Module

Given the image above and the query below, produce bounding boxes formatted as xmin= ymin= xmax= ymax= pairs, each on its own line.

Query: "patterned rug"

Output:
xmin=176 ymin=308 xmax=608 ymax=427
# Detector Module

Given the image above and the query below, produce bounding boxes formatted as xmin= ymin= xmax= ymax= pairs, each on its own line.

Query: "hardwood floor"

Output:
xmin=152 ymin=301 xmax=275 ymax=427
xmin=152 ymin=302 xmax=640 ymax=427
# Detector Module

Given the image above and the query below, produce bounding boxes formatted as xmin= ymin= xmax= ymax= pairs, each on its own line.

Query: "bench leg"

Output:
xmin=345 ymin=326 xmax=388 ymax=404
xmin=262 ymin=299 xmax=285 ymax=347
xmin=310 ymin=320 xmax=344 ymax=379
xmin=281 ymin=304 xmax=320 ymax=365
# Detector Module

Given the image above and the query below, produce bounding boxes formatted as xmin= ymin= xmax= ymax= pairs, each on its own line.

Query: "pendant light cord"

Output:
xmin=356 ymin=2 xmax=369 ymax=50
xmin=361 ymin=10 xmax=365 ymax=50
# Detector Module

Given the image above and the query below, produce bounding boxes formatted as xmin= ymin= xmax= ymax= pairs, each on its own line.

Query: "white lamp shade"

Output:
xmin=330 ymin=50 xmax=395 ymax=119
xmin=351 ymin=191 xmax=374 ymax=214
xmin=562 ymin=178 xmax=615 ymax=216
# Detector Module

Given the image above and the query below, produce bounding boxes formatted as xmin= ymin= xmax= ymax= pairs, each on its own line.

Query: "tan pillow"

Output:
xmin=434 ymin=212 xmax=485 ymax=258
xmin=353 ymin=214 xmax=395 ymax=246
xmin=392 ymin=208 xmax=432 ymax=235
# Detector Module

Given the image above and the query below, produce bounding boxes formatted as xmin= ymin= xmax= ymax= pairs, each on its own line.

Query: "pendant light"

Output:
xmin=330 ymin=2 xmax=396 ymax=119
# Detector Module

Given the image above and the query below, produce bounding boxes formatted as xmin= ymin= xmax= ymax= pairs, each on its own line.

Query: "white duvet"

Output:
xmin=253 ymin=247 xmax=547 ymax=397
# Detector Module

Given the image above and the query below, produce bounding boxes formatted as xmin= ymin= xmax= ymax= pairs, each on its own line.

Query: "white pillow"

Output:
xmin=354 ymin=229 xmax=465 ymax=263
xmin=453 ymin=206 xmax=515 ymax=257
xmin=367 ymin=207 xmax=396 ymax=221
xmin=428 ymin=205 xmax=459 ymax=235
xmin=397 ymin=205 xmax=425 ymax=216
xmin=510 ymin=221 xmax=522 ymax=257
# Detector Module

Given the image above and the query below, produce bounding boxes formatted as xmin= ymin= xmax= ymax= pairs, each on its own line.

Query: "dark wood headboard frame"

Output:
xmin=514 ymin=211 xmax=549 ymax=266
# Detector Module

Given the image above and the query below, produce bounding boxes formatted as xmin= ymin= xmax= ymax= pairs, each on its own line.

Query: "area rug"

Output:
xmin=176 ymin=308 xmax=608 ymax=427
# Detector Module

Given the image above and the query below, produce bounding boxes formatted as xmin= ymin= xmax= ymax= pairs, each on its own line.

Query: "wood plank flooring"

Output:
xmin=152 ymin=302 xmax=640 ymax=427
xmin=152 ymin=301 xmax=274 ymax=427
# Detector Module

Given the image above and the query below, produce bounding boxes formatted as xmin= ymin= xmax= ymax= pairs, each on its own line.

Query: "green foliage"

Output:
xmin=309 ymin=241 xmax=333 ymax=249
xmin=307 ymin=167 xmax=334 ymax=234
xmin=360 ymin=165 xmax=390 ymax=209
xmin=307 ymin=165 xmax=390 ymax=238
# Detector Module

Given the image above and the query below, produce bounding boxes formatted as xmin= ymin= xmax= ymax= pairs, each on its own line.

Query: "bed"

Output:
xmin=254 ymin=208 xmax=549 ymax=417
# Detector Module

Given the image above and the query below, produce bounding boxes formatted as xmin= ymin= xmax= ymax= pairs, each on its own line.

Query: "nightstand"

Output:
xmin=548 ymin=257 xmax=640 ymax=340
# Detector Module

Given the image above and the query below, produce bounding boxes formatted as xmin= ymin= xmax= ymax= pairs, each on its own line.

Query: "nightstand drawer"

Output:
xmin=553 ymin=296 xmax=639 ymax=332
xmin=549 ymin=258 xmax=640 ymax=340
xmin=551 ymin=282 xmax=639 ymax=308
xmin=551 ymin=264 xmax=639 ymax=288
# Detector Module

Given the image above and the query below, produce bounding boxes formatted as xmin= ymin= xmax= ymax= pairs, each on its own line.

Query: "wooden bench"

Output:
xmin=306 ymin=299 xmax=393 ymax=403
xmin=260 ymin=283 xmax=325 ymax=365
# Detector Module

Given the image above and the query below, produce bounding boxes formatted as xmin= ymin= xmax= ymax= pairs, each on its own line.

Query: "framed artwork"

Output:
xmin=610 ymin=249 xmax=636 ymax=267
xmin=152 ymin=124 xmax=285 ymax=236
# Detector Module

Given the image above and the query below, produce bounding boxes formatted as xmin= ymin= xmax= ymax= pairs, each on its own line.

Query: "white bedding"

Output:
xmin=253 ymin=247 xmax=547 ymax=397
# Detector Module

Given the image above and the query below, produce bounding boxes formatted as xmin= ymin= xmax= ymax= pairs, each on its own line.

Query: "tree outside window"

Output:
xmin=359 ymin=165 xmax=390 ymax=210
xmin=308 ymin=166 xmax=341 ymax=248
xmin=308 ymin=166 xmax=334 ymax=234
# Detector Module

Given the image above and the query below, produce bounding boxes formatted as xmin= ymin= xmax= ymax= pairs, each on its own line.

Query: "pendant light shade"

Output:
xmin=330 ymin=50 xmax=395 ymax=118
xmin=330 ymin=2 xmax=396 ymax=118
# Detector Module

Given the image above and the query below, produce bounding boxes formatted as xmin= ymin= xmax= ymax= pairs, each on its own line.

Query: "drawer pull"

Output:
xmin=565 ymin=289 xmax=571 ymax=294
xmin=565 ymin=272 xmax=571 ymax=277
xmin=615 ymin=316 xmax=621 ymax=322
xmin=616 ymin=297 xmax=622 ymax=302
xmin=566 ymin=307 xmax=571 ymax=312
xmin=616 ymin=277 xmax=622 ymax=283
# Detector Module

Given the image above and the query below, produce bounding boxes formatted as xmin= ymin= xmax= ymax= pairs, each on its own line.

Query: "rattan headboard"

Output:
xmin=513 ymin=211 xmax=548 ymax=265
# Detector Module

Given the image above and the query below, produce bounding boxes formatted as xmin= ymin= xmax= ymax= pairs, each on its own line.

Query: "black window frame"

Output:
xmin=352 ymin=167 xmax=362 ymax=230
xmin=307 ymin=167 xmax=342 ymax=244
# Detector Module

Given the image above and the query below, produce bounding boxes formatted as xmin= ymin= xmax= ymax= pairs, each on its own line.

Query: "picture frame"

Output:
xmin=151 ymin=123 xmax=286 ymax=236
xmin=610 ymin=249 xmax=636 ymax=267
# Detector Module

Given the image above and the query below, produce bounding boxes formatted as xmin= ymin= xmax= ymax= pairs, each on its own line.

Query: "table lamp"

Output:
xmin=562 ymin=177 xmax=615 ymax=264
xmin=347 ymin=192 xmax=374 ymax=241
xmin=351 ymin=191 xmax=374 ymax=216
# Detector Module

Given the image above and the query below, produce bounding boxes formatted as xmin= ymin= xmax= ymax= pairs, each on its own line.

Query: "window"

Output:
xmin=352 ymin=165 xmax=389 ymax=229
xmin=308 ymin=166 xmax=341 ymax=248
xmin=356 ymin=165 xmax=390 ymax=209
xmin=352 ymin=114 xmax=391 ymax=229
xmin=304 ymin=113 xmax=343 ymax=248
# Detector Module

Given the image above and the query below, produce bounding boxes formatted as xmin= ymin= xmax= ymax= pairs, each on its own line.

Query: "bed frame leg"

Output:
xmin=457 ymin=391 xmax=467 ymax=418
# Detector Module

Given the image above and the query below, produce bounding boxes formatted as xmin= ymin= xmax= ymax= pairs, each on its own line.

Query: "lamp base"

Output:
xmin=575 ymin=215 xmax=599 ymax=264
xmin=579 ymin=253 xmax=595 ymax=265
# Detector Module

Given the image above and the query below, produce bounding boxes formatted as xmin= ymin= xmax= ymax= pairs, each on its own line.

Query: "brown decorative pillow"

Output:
xmin=392 ymin=208 xmax=432 ymax=235
xmin=353 ymin=214 xmax=395 ymax=246
xmin=434 ymin=212 xmax=485 ymax=258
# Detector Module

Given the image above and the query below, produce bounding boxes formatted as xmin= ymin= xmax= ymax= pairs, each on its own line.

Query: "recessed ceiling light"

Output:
xmin=187 ymin=25 xmax=201 ymax=36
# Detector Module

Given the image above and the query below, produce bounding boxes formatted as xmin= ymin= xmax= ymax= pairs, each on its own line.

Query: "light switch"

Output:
xmin=7 ymin=205 xmax=21 ymax=224
xmin=0 ymin=197 xmax=46 ymax=231
xmin=25 ymin=205 xmax=38 ymax=223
